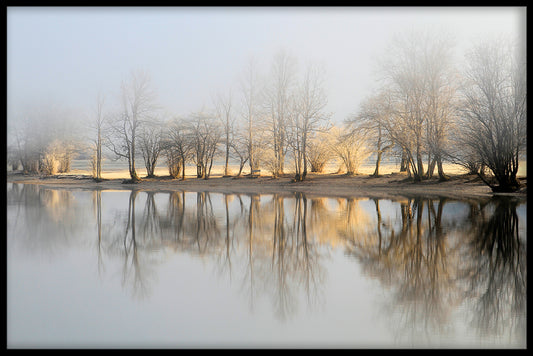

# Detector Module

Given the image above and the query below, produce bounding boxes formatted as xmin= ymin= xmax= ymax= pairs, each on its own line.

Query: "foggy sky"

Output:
xmin=7 ymin=6 xmax=525 ymax=129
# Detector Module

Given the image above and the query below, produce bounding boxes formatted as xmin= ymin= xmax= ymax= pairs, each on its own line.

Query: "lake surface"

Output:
xmin=6 ymin=183 xmax=527 ymax=349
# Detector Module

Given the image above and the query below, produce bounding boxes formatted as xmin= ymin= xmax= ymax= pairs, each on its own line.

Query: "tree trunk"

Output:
xmin=97 ymin=135 xmax=101 ymax=180
xmin=197 ymin=164 xmax=203 ymax=179
xmin=129 ymin=138 xmax=140 ymax=182
xmin=436 ymin=155 xmax=449 ymax=181
xmin=237 ymin=160 xmax=244 ymax=177
xmin=427 ymin=157 xmax=436 ymax=179
xmin=96 ymin=129 xmax=102 ymax=180
xmin=372 ymin=151 xmax=383 ymax=177
xmin=205 ymin=157 xmax=214 ymax=180
xmin=414 ymin=149 xmax=425 ymax=182
xmin=224 ymin=135 xmax=230 ymax=176
xmin=302 ymin=134 xmax=308 ymax=180
xmin=400 ymin=150 xmax=408 ymax=172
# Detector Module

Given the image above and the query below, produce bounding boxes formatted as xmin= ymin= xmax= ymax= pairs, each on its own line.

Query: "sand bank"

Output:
xmin=7 ymin=168 xmax=527 ymax=201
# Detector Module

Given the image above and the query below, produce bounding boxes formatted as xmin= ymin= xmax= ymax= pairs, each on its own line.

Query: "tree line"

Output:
xmin=349 ymin=31 xmax=526 ymax=192
xmin=8 ymin=31 xmax=526 ymax=192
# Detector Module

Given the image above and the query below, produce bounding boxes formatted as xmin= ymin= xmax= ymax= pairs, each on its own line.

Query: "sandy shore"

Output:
xmin=7 ymin=168 xmax=527 ymax=201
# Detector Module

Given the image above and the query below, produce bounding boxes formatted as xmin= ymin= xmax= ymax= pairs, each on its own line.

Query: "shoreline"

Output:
xmin=7 ymin=171 xmax=527 ymax=201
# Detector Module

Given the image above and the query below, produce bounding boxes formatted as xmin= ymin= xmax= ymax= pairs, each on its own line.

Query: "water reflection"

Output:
xmin=458 ymin=197 xmax=527 ymax=342
xmin=6 ymin=183 xmax=526 ymax=346
xmin=341 ymin=196 xmax=527 ymax=345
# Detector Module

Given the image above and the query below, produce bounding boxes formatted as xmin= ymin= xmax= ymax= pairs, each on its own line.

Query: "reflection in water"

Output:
xmin=342 ymin=197 xmax=462 ymax=343
xmin=6 ymin=183 xmax=526 ymax=346
xmin=458 ymin=197 xmax=527 ymax=343
xmin=7 ymin=183 xmax=88 ymax=255
xmin=341 ymin=195 xmax=527 ymax=346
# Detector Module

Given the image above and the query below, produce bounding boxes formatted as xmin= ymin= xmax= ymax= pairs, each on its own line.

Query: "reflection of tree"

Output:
xmin=138 ymin=191 xmax=162 ymax=244
xmin=98 ymin=189 xmax=329 ymax=316
xmin=244 ymin=193 xmax=261 ymax=311
xmin=293 ymin=193 xmax=322 ymax=307
xmin=165 ymin=190 xmax=186 ymax=243
xmin=262 ymin=193 xmax=325 ymax=321
xmin=92 ymin=189 xmax=105 ymax=277
xmin=271 ymin=195 xmax=294 ymax=320
xmin=9 ymin=182 xmax=527 ymax=338
xmin=122 ymin=190 xmax=147 ymax=299
xmin=458 ymin=197 xmax=527 ymax=343
xmin=341 ymin=195 xmax=526 ymax=345
xmin=220 ymin=194 xmax=235 ymax=278
xmin=7 ymin=183 xmax=88 ymax=254
xmin=193 ymin=192 xmax=221 ymax=254
xmin=107 ymin=190 xmax=159 ymax=301
xmin=342 ymin=197 xmax=459 ymax=344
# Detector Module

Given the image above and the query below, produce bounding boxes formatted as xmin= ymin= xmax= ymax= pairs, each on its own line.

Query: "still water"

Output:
xmin=6 ymin=183 xmax=527 ymax=349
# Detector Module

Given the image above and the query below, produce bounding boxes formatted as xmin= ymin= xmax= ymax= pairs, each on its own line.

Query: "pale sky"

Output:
xmin=7 ymin=6 xmax=526 ymax=129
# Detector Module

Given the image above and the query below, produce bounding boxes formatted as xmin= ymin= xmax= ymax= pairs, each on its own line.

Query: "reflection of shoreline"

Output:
xmin=7 ymin=183 xmax=527 ymax=342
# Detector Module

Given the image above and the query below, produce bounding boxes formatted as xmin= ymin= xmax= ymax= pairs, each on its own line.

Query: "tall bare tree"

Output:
xmin=214 ymin=90 xmax=235 ymax=176
xmin=457 ymin=38 xmax=526 ymax=192
xmin=264 ymin=50 xmax=297 ymax=177
xmin=289 ymin=63 xmax=330 ymax=181
xmin=239 ymin=58 xmax=261 ymax=175
xmin=91 ymin=92 xmax=105 ymax=181
xmin=106 ymin=70 xmax=157 ymax=182
xmin=377 ymin=38 xmax=425 ymax=180
xmin=377 ymin=31 xmax=457 ymax=181
xmin=420 ymin=35 xmax=457 ymax=181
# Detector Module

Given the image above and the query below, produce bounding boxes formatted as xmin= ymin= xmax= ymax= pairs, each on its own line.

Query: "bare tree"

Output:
xmin=139 ymin=117 xmax=164 ymax=178
xmin=106 ymin=70 xmax=157 ymax=182
xmin=229 ymin=131 xmax=250 ymax=177
xmin=420 ymin=35 xmax=457 ymax=181
xmin=445 ymin=127 xmax=487 ymax=176
xmin=348 ymin=91 xmax=395 ymax=177
xmin=289 ymin=63 xmax=331 ymax=181
xmin=214 ymin=90 xmax=235 ymax=176
xmin=165 ymin=116 xmax=193 ymax=180
xmin=457 ymin=38 xmax=526 ymax=192
xmin=264 ymin=50 xmax=297 ymax=177
xmin=307 ymin=130 xmax=334 ymax=173
xmin=379 ymin=42 xmax=426 ymax=180
xmin=377 ymin=31 xmax=457 ymax=181
xmin=91 ymin=92 xmax=105 ymax=181
xmin=190 ymin=111 xmax=222 ymax=179
xmin=330 ymin=125 xmax=371 ymax=176
xmin=239 ymin=57 xmax=262 ymax=175
xmin=11 ymin=121 xmax=40 ymax=174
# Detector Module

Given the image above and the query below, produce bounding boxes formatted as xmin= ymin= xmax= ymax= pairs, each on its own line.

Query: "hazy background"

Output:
xmin=7 ymin=6 xmax=526 ymax=129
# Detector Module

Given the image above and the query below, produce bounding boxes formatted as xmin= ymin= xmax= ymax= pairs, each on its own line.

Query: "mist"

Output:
xmin=7 ymin=6 xmax=526 ymax=191
xmin=7 ymin=7 xmax=524 ymax=128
